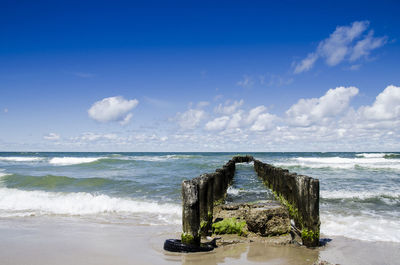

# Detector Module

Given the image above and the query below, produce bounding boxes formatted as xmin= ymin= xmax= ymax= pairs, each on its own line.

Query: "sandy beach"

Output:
xmin=1 ymin=216 xmax=399 ymax=265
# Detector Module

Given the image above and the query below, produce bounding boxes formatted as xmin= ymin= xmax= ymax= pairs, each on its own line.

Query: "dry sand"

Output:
xmin=0 ymin=217 xmax=398 ymax=265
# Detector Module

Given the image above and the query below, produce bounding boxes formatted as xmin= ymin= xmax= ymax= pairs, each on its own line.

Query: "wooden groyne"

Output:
xmin=181 ymin=155 xmax=320 ymax=247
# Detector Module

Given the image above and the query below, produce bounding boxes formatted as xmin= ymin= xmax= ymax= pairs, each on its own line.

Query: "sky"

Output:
xmin=1 ymin=0 xmax=400 ymax=152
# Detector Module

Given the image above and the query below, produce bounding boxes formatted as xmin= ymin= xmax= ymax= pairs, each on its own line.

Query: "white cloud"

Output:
xmin=260 ymin=74 xmax=294 ymax=87
xmin=294 ymin=53 xmax=319 ymax=74
xmin=250 ymin=113 xmax=277 ymax=131
xmin=226 ymin=111 xmax=243 ymax=129
xmin=319 ymin=21 xmax=368 ymax=66
xmin=77 ymin=132 xmax=118 ymax=141
xmin=359 ymin=85 xmax=400 ymax=120
xmin=3 ymin=108 xmax=8 ymax=113
xmin=88 ymin=96 xmax=138 ymax=124
xmin=237 ymin=75 xmax=254 ymax=88
xmin=350 ymin=30 xmax=387 ymax=61
xmin=176 ymin=108 xmax=205 ymax=129
xmin=246 ymin=105 xmax=267 ymax=124
xmin=215 ymin=100 xmax=244 ymax=115
xmin=294 ymin=21 xmax=387 ymax=73
xmin=43 ymin=133 xmax=60 ymax=140
xmin=205 ymin=103 xmax=276 ymax=132
xmin=120 ymin=113 xmax=133 ymax=125
xmin=205 ymin=116 xmax=230 ymax=131
xmin=286 ymin=86 xmax=359 ymax=126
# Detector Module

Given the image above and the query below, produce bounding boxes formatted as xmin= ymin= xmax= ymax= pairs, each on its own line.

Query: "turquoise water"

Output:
xmin=0 ymin=152 xmax=399 ymax=242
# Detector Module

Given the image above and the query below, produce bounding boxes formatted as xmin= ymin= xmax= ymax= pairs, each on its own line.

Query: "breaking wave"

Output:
xmin=321 ymin=190 xmax=400 ymax=206
xmin=0 ymin=187 xmax=181 ymax=222
xmin=0 ymin=157 xmax=44 ymax=162
xmin=355 ymin=153 xmax=389 ymax=158
xmin=1 ymin=174 xmax=129 ymax=191
xmin=277 ymin=155 xmax=400 ymax=170
xmin=49 ymin=157 xmax=103 ymax=166
xmin=321 ymin=212 xmax=400 ymax=243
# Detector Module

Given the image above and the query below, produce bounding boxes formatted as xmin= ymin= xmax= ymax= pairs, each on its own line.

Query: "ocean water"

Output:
xmin=0 ymin=152 xmax=399 ymax=243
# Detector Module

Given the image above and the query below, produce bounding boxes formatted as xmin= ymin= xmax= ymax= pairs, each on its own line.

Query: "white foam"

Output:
xmin=321 ymin=190 xmax=400 ymax=200
xmin=321 ymin=212 xmax=400 ymax=243
xmin=227 ymin=186 xmax=240 ymax=196
xmin=356 ymin=153 xmax=389 ymax=158
xmin=0 ymin=187 xmax=181 ymax=223
xmin=49 ymin=157 xmax=102 ymax=166
xmin=235 ymin=161 xmax=254 ymax=166
xmin=0 ymin=157 xmax=44 ymax=162
xmin=277 ymin=156 xmax=400 ymax=170
xmin=125 ymin=154 xmax=200 ymax=162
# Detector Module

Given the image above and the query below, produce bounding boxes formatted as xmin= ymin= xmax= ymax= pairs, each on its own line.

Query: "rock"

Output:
xmin=245 ymin=204 xmax=290 ymax=236
xmin=214 ymin=201 xmax=290 ymax=237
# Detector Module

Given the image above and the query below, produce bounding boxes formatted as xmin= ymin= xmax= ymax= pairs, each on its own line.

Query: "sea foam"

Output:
xmin=49 ymin=157 xmax=102 ymax=166
xmin=321 ymin=212 xmax=400 ymax=243
xmin=321 ymin=190 xmax=400 ymax=201
xmin=356 ymin=153 xmax=390 ymax=158
xmin=0 ymin=187 xmax=181 ymax=223
xmin=277 ymin=156 xmax=400 ymax=170
xmin=0 ymin=157 xmax=44 ymax=162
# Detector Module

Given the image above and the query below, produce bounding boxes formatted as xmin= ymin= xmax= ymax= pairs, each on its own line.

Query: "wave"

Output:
xmin=227 ymin=186 xmax=269 ymax=196
xmin=277 ymin=156 xmax=400 ymax=170
xmin=384 ymin=154 xmax=400 ymax=159
xmin=127 ymin=154 xmax=198 ymax=162
xmin=0 ymin=187 xmax=181 ymax=221
xmin=321 ymin=190 xmax=400 ymax=204
xmin=355 ymin=153 xmax=389 ymax=158
xmin=1 ymin=174 xmax=127 ymax=190
xmin=49 ymin=157 xmax=103 ymax=166
xmin=235 ymin=161 xmax=254 ymax=166
xmin=321 ymin=212 xmax=400 ymax=243
xmin=0 ymin=157 xmax=44 ymax=162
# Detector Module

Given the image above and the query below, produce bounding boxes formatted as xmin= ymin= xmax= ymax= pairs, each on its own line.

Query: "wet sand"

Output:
xmin=0 ymin=217 xmax=398 ymax=265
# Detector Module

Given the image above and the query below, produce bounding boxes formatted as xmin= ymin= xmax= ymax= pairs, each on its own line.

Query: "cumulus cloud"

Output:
xmin=250 ymin=113 xmax=277 ymax=131
xmin=246 ymin=105 xmax=267 ymax=124
xmin=43 ymin=133 xmax=60 ymax=140
xmin=286 ymin=86 xmax=359 ymax=126
xmin=215 ymin=100 xmax=244 ymax=115
xmin=166 ymin=85 xmax=399 ymax=151
xmin=359 ymin=85 xmax=400 ymax=120
xmin=176 ymin=108 xmax=205 ymax=129
xmin=205 ymin=116 xmax=230 ymax=131
xmin=88 ymin=96 xmax=138 ymax=125
xmin=294 ymin=21 xmax=387 ymax=73
xmin=205 ymin=102 xmax=276 ymax=132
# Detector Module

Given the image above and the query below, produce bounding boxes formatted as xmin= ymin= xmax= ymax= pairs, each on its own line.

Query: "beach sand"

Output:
xmin=0 ymin=217 xmax=398 ymax=265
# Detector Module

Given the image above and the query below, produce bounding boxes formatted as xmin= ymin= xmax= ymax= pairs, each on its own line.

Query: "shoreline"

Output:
xmin=0 ymin=216 xmax=399 ymax=265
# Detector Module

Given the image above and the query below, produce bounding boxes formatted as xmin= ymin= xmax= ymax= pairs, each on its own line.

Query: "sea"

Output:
xmin=0 ymin=152 xmax=399 ymax=243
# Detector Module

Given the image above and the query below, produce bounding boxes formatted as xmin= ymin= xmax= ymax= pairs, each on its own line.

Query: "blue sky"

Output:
xmin=1 ymin=0 xmax=399 ymax=151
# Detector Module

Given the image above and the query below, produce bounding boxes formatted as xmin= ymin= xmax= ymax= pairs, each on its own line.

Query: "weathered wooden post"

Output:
xmin=197 ymin=174 xmax=214 ymax=236
xmin=213 ymin=171 xmax=224 ymax=201
xmin=181 ymin=180 xmax=200 ymax=245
